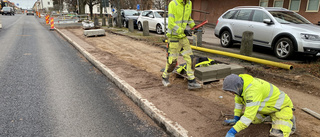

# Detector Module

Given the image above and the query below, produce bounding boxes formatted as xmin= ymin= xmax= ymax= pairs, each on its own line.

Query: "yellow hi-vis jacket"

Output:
xmin=167 ymin=0 xmax=196 ymax=39
xmin=233 ymin=74 xmax=293 ymax=132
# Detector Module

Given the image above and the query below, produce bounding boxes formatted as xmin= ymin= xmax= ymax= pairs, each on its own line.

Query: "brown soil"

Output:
xmin=60 ymin=28 xmax=320 ymax=137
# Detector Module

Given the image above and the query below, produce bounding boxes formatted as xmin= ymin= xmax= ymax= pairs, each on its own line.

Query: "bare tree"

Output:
xmin=65 ymin=0 xmax=77 ymax=13
xmin=78 ymin=0 xmax=86 ymax=14
xmin=85 ymin=0 xmax=101 ymax=20
xmin=154 ymin=0 xmax=170 ymax=10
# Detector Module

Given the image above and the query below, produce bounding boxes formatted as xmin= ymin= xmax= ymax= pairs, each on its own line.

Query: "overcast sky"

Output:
xmin=9 ymin=0 xmax=38 ymax=9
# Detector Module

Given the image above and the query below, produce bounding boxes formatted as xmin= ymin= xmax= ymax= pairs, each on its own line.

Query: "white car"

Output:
xmin=137 ymin=10 xmax=168 ymax=34
xmin=214 ymin=6 xmax=320 ymax=59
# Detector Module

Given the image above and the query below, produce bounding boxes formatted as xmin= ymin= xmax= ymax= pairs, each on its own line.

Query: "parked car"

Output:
xmin=137 ymin=10 xmax=168 ymax=34
xmin=2 ymin=7 xmax=14 ymax=16
xmin=26 ymin=10 xmax=34 ymax=15
xmin=112 ymin=9 xmax=139 ymax=28
xmin=214 ymin=6 xmax=320 ymax=59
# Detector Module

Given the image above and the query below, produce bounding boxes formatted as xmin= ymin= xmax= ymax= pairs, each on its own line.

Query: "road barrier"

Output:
xmin=50 ymin=17 xmax=55 ymax=30
xmin=46 ymin=15 xmax=49 ymax=25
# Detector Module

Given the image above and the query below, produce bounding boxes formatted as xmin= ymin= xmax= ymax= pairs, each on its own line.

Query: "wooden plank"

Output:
xmin=302 ymin=108 xmax=320 ymax=120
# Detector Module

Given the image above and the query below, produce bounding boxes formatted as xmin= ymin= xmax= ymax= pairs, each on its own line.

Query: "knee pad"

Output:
xmin=191 ymin=55 xmax=196 ymax=71
xmin=167 ymin=60 xmax=177 ymax=73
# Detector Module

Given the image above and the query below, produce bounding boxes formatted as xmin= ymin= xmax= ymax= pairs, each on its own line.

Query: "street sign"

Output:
xmin=17 ymin=3 xmax=19 ymax=6
xmin=137 ymin=4 xmax=140 ymax=10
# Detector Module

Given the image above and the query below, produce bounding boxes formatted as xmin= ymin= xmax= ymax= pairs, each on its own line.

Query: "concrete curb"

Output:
xmin=55 ymin=28 xmax=189 ymax=137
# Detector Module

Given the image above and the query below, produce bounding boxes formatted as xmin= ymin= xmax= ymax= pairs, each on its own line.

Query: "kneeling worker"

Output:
xmin=222 ymin=74 xmax=296 ymax=137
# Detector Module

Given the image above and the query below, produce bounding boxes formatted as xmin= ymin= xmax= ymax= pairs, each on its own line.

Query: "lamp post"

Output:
xmin=77 ymin=0 xmax=79 ymax=14
xmin=41 ymin=0 xmax=43 ymax=13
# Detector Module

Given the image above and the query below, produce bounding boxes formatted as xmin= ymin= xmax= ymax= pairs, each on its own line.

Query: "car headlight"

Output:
xmin=301 ymin=33 xmax=320 ymax=41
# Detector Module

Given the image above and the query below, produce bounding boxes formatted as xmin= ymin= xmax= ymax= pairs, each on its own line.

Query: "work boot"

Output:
xmin=188 ymin=79 xmax=202 ymax=90
xmin=291 ymin=115 xmax=296 ymax=135
xmin=263 ymin=115 xmax=272 ymax=122
xmin=162 ymin=77 xmax=170 ymax=87
xmin=269 ymin=129 xmax=283 ymax=137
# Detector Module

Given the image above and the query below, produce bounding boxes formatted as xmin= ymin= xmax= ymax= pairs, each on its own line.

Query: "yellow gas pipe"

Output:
xmin=190 ymin=45 xmax=293 ymax=70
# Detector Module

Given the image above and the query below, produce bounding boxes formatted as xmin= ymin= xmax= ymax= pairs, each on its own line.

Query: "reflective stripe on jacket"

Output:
xmin=167 ymin=0 xmax=195 ymax=39
xmin=233 ymin=74 xmax=293 ymax=132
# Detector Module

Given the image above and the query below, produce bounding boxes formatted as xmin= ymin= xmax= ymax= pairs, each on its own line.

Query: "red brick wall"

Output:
xmin=191 ymin=0 xmax=320 ymax=25
xmin=296 ymin=0 xmax=320 ymax=24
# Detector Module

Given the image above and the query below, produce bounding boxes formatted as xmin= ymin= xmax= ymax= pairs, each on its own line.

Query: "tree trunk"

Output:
xmin=116 ymin=0 xmax=122 ymax=27
xmin=89 ymin=4 xmax=93 ymax=20
xmin=100 ymin=3 xmax=103 ymax=18
xmin=79 ymin=0 xmax=86 ymax=14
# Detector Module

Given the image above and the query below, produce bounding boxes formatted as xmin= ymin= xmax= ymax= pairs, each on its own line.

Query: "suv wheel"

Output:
xmin=220 ymin=30 xmax=233 ymax=47
xmin=138 ymin=22 xmax=143 ymax=31
xmin=274 ymin=38 xmax=294 ymax=59
xmin=156 ymin=24 xmax=163 ymax=34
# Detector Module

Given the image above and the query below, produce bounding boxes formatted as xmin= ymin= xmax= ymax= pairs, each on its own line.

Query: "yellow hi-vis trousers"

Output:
xmin=162 ymin=37 xmax=195 ymax=80
xmin=251 ymin=107 xmax=293 ymax=137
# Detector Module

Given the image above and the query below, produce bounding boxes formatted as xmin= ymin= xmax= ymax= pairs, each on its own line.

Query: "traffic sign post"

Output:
xmin=137 ymin=4 xmax=140 ymax=10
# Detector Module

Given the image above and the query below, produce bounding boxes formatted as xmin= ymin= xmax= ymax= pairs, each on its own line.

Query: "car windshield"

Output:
xmin=154 ymin=11 xmax=167 ymax=18
xmin=27 ymin=10 xmax=33 ymax=12
xmin=124 ymin=10 xmax=139 ymax=16
xmin=269 ymin=11 xmax=311 ymax=24
xmin=3 ymin=7 xmax=10 ymax=10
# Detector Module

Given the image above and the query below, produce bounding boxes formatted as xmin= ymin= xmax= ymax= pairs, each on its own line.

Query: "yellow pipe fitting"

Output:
xmin=190 ymin=45 xmax=293 ymax=70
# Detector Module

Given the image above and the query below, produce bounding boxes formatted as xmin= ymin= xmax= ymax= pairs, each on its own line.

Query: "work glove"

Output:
xmin=184 ymin=29 xmax=192 ymax=36
xmin=225 ymin=127 xmax=237 ymax=137
xmin=223 ymin=116 xmax=240 ymax=126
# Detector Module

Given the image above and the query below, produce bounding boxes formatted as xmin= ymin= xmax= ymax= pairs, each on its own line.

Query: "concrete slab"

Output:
xmin=195 ymin=64 xmax=231 ymax=82
xmin=83 ymin=29 xmax=105 ymax=37
xmin=229 ymin=64 xmax=245 ymax=75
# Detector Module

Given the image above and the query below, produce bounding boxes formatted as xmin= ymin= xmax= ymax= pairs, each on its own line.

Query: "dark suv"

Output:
xmin=2 ymin=7 xmax=14 ymax=16
xmin=112 ymin=9 xmax=139 ymax=28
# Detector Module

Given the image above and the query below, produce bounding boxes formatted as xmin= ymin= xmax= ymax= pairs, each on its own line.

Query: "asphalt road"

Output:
xmin=0 ymin=14 xmax=168 ymax=137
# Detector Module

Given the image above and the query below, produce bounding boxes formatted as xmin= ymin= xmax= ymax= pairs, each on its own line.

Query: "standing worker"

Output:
xmin=222 ymin=74 xmax=296 ymax=137
xmin=162 ymin=0 xmax=201 ymax=90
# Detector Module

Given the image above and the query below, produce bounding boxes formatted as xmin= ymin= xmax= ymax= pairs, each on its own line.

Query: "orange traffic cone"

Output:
xmin=50 ymin=17 xmax=55 ymax=30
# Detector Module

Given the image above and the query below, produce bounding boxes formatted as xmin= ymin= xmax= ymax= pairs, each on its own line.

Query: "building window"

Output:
xmin=289 ymin=0 xmax=301 ymax=11
xmin=97 ymin=6 xmax=100 ymax=12
xmin=274 ymin=0 xmax=284 ymax=7
xmin=307 ymin=0 xmax=320 ymax=12
xmin=260 ymin=0 xmax=269 ymax=7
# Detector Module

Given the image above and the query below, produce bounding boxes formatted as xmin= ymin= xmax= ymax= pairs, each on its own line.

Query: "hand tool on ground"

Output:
xmin=220 ymin=111 xmax=233 ymax=117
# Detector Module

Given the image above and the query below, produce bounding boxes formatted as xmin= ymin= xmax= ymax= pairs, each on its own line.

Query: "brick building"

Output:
xmin=191 ymin=0 xmax=320 ymax=25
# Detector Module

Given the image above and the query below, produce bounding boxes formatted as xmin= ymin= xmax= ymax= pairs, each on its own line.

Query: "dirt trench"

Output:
xmin=61 ymin=28 xmax=320 ymax=137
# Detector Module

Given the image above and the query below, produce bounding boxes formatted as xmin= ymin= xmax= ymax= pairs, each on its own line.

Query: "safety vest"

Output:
xmin=176 ymin=57 xmax=215 ymax=74
xmin=167 ymin=0 xmax=196 ymax=39
xmin=233 ymin=74 xmax=293 ymax=132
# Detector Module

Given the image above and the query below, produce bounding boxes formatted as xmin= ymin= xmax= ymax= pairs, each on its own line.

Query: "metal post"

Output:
xmin=77 ymin=0 xmax=79 ymax=14
xmin=41 ymin=0 xmax=44 ymax=13
xmin=0 ymin=16 xmax=2 ymax=29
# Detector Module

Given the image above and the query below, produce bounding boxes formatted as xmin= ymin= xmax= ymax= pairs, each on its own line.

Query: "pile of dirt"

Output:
xmin=61 ymin=28 xmax=320 ymax=137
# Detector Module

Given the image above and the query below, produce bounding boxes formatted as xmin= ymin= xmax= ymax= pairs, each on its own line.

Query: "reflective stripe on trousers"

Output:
xmin=162 ymin=37 xmax=195 ymax=80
